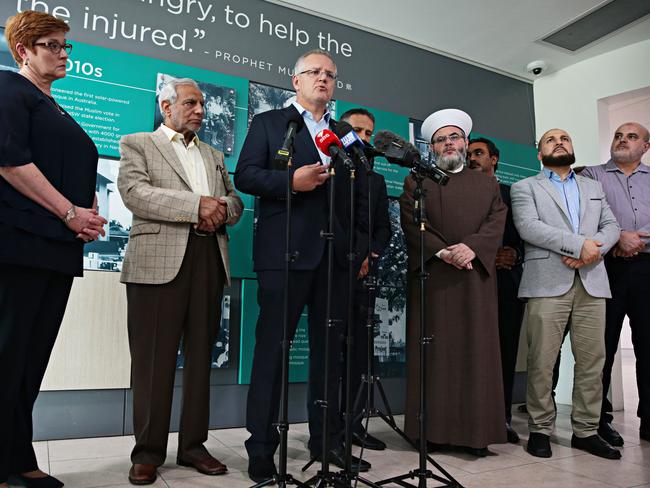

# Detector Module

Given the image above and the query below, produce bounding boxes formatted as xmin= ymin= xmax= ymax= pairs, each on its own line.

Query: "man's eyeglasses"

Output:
xmin=432 ymin=133 xmax=463 ymax=145
xmin=33 ymin=41 xmax=73 ymax=55
xmin=298 ymin=69 xmax=337 ymax=81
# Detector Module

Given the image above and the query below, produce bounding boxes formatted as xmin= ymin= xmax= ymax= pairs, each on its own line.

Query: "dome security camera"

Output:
xmin=526 ymin=60 xmax=547 ymax=76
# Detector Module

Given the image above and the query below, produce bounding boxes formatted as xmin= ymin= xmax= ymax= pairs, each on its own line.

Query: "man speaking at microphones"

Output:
xmin=235 ymin=49 xmax=370 ymax=482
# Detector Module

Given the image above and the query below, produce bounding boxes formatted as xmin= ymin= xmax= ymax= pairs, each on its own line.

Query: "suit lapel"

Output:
xmin=576 ymin=175 xmax=588 ymax=232
xmin=282 ymin=105 xmax=321 ymax=165
xmin=198 ymin=142 xmax=218 ymax=196
xmin=151 ymin=127 xmax=193 ymax=190
xmin=535 ymin=172 xmax=573 ymax=228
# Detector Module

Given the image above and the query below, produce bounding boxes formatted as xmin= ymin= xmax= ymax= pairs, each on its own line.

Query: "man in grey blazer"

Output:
xmin=118 ymin=78 xmax=243 ymax=485
xmin=511 ymin=128 xmax=620 ymax=460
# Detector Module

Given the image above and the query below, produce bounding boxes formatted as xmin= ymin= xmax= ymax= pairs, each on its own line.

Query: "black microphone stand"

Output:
xmin=336 ymin=161 xmax=381 ymax=488
xmin=251 ymin=143 xmax=309 ymax=488
xmin=375 ymin=171 xmax=463 ymax=488
xmin=301 ymin=152 xmax=353 ymax=488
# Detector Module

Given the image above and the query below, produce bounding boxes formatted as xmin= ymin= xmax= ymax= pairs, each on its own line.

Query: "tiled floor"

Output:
xmin=12 ymin=350 xmax=649 ymax=488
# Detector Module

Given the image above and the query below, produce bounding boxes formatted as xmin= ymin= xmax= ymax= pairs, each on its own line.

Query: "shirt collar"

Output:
xmin=292 ymin=101 xmax=331 ymax=124
xmin=605 ymin=159 xmax=649 ymax=174
xmin=543 ymin=166 xmax=575 ymax=182
xmin=160 ymin=124 xmax=199 ymax=147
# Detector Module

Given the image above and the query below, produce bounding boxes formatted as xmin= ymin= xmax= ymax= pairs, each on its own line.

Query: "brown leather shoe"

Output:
xmin=177 ymin=454 xmax=227 ymax=475
xmin=128 ymin=464 xmax=157 ymax=485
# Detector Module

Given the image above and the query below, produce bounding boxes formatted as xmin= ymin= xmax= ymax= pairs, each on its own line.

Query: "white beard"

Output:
xmin=436 ymin=153 xmax=464 ymax=172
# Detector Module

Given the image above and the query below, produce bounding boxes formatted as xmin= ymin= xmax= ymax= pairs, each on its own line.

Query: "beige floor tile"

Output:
xmin=545 ymin=453 xmax=650 ymax=487
xmin=49 ymin=455 xmax=144 ymax=488
xmin=48 ymin=436 xmax=135 ymax=462
xmin=618 ymin=444 xmax=650 ymax=469
xmin=422 ymin=448 xmax=534 ymax=475
xmin=32 ymin=441 xmax=49 ymax=471
xmin=458 ymin=462 xmax=616 ymax=488
xmin=208 ymin=427 xmax=249 ymax=448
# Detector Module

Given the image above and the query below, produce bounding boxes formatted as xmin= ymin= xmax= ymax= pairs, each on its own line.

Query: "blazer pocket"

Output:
xmin=524 ymin=249 xmax=550 ymax=261
xmin=130 ymin=222 xmax=161 ymax=237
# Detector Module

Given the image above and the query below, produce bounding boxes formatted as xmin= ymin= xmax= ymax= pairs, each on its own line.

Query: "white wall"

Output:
xmin=533 ymin=38 xmax=650 ymax=165
xmin=532 ymin=38 xmax=650 ymax=408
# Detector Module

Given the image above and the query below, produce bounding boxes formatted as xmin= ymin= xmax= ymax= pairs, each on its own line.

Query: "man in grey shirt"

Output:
xmin=581 ymin=122 xmax=650 ymax=446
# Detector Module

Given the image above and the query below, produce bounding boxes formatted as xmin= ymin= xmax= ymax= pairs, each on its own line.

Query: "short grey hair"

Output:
xmin=158 ymin=78 xmax=200 ymax=117
xmin=293 ymin=49 xmax=336 ymax=76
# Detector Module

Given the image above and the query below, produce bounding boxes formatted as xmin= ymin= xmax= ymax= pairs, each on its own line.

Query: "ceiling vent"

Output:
xmin=541 ymin=0 xmax=650 ymax=52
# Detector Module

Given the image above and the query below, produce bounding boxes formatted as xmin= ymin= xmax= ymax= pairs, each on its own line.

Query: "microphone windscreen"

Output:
xmin=287 ymin=109 xmax=305 ymax=132
xmin=374 ymin=130 xmax=406 ymax=153
xmin=333 ymin=120 xmax=353 ymax=139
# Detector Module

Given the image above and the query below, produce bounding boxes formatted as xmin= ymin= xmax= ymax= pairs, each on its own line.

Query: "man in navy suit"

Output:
xmin=235 ymin=49 xmax=369 ymax=482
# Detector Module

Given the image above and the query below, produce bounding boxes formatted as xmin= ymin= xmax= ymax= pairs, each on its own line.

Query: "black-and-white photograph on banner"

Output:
xmin=248 ymin=81 xmax=336 ymax=127
xmin=373 ymin=198 xmax=407 ymax=377
xmin=176 ymin=292 xmax=231 ymax=370
xmin=410 ymin=118 xmax=432 ymax=164
xmin=83 ymin=157 xmax=132 ymax=272
xmin=0 ymin=28 xmax=17 ymax=72
xmin=154 ymin=73 xmax=236 ymax=155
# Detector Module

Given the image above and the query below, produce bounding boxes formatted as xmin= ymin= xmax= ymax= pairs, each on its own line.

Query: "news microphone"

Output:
xmin=273 ymin=111 xmax=305 ymax=170
xmin=374 ymin=130 xmax=449 ymax=186
xmin=334 ymin=121 xmax=372 ymax=173
xmin=314 ymin=129 xmax=354 ymax=169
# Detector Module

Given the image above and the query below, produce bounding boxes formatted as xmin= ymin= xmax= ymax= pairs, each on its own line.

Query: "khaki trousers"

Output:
xmin=525 ymin=274 xmax=605 ymax=437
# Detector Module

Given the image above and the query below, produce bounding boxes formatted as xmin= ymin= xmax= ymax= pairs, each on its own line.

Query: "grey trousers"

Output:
xmin=525 ymin=275 xmax=605 ymax=437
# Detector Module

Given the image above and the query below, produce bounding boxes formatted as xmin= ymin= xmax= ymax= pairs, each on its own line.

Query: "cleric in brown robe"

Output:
xmin=400 ymin=109 xmax=507 ymax=455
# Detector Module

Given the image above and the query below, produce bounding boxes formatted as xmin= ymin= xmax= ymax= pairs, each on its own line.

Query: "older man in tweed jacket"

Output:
xmin=118 ymin=78 xmax=242 ymax=485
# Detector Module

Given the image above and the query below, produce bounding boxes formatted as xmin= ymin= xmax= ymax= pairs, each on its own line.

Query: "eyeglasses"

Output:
xmin=33 ymin=41 xmax=73 ymax=55
xmin=298 ymin=69 xmax=337 ymax=81
xmin=432 ymin=133 xmax=463 ymax=145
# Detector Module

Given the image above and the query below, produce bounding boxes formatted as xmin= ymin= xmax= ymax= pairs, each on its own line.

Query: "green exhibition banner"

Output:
xmin=228 ymin=190 xmax=255 ymax=279
xmin=471 ymin=132 xmax=540 ymax=184
xmin=52 ymin=41 xmax=249 ymax=172
xmin=238 ymin=279 xmax=309 ymax=384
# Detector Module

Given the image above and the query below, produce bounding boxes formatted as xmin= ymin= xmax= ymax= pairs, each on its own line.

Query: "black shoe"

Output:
xmin=506 ymin=423 xmax=520 ymax=444
xmin=351 ymin=428 xmax=386 ymax=450
xmin=314 ymin=446 xmax=371 ymax=472
xmin=598 ymin=423 xmax=624 ymax=447
xmin=247 ymin=456 xmax=277 ymax=483
xmin=464 ymin=447 xmax=488 ymax=457
xmin=7 ymin=474 xmax=64 ymax=488
xmin=527 ymin=432 xmax=552 ymax=458
xmin=571 ymin=434 xmax=621 ymax=459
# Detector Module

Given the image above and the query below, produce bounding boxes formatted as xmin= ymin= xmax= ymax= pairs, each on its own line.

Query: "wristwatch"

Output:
xmin=63 ymin=206 xmax=76 ymax=224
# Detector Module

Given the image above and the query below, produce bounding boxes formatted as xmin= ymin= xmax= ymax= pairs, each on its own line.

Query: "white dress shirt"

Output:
xmin=160 ymin=124 xmax=210 ymax=195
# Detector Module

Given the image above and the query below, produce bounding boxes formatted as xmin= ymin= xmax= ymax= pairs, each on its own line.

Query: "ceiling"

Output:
xmin=267 ymin=0 xmax=650 ymax=83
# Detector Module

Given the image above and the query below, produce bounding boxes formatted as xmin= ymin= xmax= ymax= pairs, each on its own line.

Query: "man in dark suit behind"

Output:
xmin=338 ymin=108 xmax=391 ymax=451
xmin=468 ymin=137 xmax=524 ymax=443
xmin=234 ymin=49 xmax=369 ymax=482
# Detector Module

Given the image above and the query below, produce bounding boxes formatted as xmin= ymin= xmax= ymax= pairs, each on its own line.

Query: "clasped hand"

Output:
xmin=196 ymin=196 xmax=228 ymax=232
xmin=611 ymin=230 xmax=649 ymax=258
xmin=67 ymin=207 xmax=108 ymax=243
xmin=562 ymin=238 xmax=602 ymax=269
xmin=440 ymin=243 xmax=475 ymax=270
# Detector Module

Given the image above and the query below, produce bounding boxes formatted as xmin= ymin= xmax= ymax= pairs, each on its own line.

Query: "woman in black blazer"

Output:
xmin=0 ymin=10 xmax=107 ymax=488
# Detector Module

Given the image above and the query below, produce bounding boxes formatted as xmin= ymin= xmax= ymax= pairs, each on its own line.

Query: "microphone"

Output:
xmin=334 ymin=121 xmax=372 ymax=173
xmin=273 ymin=111 xmax=305 ymax=170
xmin=374 ymin=130 xmax=449 ymax=186
xmin=314 ymin=129 xmax=354 ymax=169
